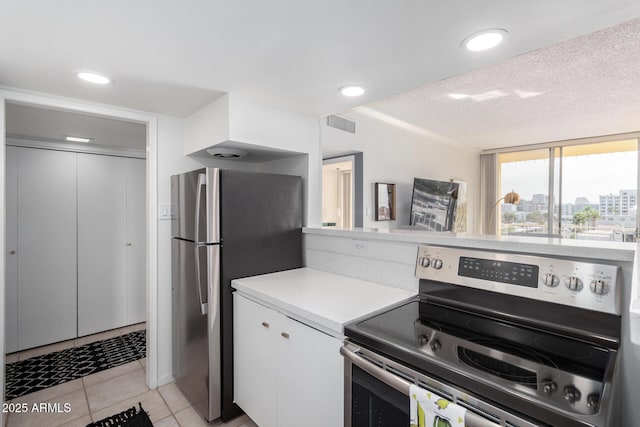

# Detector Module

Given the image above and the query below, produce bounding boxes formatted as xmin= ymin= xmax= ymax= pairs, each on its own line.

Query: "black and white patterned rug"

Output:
xmin=5 ymin=330 xmax=146 ymax=399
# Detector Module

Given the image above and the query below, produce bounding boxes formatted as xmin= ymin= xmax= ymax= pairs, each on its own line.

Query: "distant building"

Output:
xmin=574 ymin=197 xmax=596 ymax=214
xmin=575 ymin=197 xmax=590 ymax=205
xmin=599 ymin=189 xmax=637 ymax=217
xmin=561 ymin=203 xmax=575 ymax=216
xmin=532 ymin=194 xmax=547 ymax=204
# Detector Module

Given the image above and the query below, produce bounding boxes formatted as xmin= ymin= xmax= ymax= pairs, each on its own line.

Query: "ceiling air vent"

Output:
xmin=206 ymin=147 xmax=247 ymax=159
xmin=327 ymin=115 xmax=356 ymax=133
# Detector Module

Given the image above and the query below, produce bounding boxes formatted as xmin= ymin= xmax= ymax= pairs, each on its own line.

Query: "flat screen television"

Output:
xmin=409 ymin=178 xmax=459 ymax=231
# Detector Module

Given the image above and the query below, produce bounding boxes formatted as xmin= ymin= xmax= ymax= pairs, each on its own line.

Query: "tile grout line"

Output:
xmin=82 ymin=376 xmax=94 ymax=423
xmin=155 ymin=385 xmax=182 ymax=426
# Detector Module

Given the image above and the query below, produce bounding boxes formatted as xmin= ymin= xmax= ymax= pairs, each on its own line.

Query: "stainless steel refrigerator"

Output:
xmin=171 ymin=167 xmax=302 ymax=422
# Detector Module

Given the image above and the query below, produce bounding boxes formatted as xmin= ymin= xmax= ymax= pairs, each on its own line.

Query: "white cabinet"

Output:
xmin=5 ymin=147 xmax=78 ymax=351
xmin=234 ymin=294 xmax=278 ymax=427
xmin=78 ymin=154 xmax=146 ymax=336
xmin=5 ymin=147 xmax=19 ymax=353
xmin=5 ymin=147 xmax=146 ymax=350
xmin=125 ymin=158 xmax=146 ymax=324
xmin=78 ymin=153 xmax=128 ymax=336
xmin=234 ymin=293 xmax=344 ymax=427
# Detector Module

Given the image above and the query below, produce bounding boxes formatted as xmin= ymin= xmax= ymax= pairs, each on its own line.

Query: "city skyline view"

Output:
xmin=501 ymin=150 xmax=637 ymax=204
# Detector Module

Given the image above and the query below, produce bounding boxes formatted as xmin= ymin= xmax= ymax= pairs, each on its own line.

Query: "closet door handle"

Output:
xmin=281 ymin=332 xmax=290 ymax=339
xmin=261 ymin=322 xmax=270 ymax=328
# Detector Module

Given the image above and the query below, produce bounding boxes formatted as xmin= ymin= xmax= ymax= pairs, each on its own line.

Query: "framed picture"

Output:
xmin=452 ymin=179 xmax=468 ymax=233
xmin=409 ymin=178 xmax=459 ymax=231
xmin=375 ymin=183 xmax=396 ymax=221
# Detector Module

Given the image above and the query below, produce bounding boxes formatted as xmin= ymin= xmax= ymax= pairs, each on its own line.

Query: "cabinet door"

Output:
xmin=125 ymin=158 xmax=146 ymax=324
xmin=17 ymin=148 xmax=78 ymax=349
xmin=277 ymin=317 xmax=344 ymax=427
xmin=77 ymin=153 xmax=127 ymax=336
xmin=233 ymin=294 xmax=278 ymax=427
xmin=5 ymin=147 xmax=18 ymax=353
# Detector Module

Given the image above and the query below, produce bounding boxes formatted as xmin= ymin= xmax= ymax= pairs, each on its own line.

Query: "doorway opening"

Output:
xmin=2 ymin=100 xmax=153 ymax=402
xmin=322 ymin=153 xmax=363 ymax=228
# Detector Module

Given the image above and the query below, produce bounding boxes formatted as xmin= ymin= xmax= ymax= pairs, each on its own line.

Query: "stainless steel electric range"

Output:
xmin=342 ymin=245 xmax=621 ymax=427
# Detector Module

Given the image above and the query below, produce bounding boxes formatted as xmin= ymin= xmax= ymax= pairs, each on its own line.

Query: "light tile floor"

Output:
xmin=4 ymin=323 xmax=257 ymax=427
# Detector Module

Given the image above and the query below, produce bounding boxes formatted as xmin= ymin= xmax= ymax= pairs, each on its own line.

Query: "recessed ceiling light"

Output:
xmin=339 ymin=85 xmax=365 ymax=97
xmin=462 ymin=29 xmax=509 ymax=52
xmin=77 ymin=71 xmax=111 ymax=85
xmin=65 ymin=135 xmax=92 ymax=143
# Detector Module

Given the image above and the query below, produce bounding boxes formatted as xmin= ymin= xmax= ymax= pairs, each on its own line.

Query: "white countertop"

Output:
xmin=232 ymin=267 xmax=416 ymax=337
xmin=303 ymin=226 xmax=636 ymax=262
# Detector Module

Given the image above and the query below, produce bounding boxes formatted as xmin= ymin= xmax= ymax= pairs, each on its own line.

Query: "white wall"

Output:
xmin=321 ymin=110 xmax=481 ymax=233
xmin=184 ymin=94 xmax=322 ymax=226
xmin=156 ymin=115 xmax=201 ymax=384
xmin=184 ymin=95 xmax=230 ymax=155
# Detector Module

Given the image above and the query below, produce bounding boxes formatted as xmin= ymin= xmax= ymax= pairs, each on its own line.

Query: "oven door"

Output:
xmin=342 ymin=343 xmax=547 ymax=427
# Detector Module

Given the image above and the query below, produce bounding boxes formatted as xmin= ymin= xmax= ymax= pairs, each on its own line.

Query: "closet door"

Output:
xmin=17 ymin=148 xmax=77 ymax=349
xmin=125 ymin=157 xmax=146 ymax=324
xmin=5 ymin=147 xmax=18 ymax=353
xmin=77 ymin=153 xmax=127 ymax=336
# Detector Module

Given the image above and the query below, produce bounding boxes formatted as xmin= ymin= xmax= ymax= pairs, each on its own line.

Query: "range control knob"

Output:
xmin=419 ymin=257 xmax=431 ymax=268
xmin=432 ymin=259 xmax=443 ymax=270
xmin=565 ymin=276 xmax=584 ymax=292
xmin=429 ymin=339 xmax=441 ymax=352
xmin=586 ymin=394 xmax=600 ymax=411
xmin=590 ymin=279 xmax=610 ymax=296
xmin=543 ymin=273 xmax=560 ymax=287
xmin=417 ymin=334 xmax=429 ymax=346
xmin=542 ymin=379 xmax=557 ymax=395
xmin=564 ymin=385 xmax=581 ymax=404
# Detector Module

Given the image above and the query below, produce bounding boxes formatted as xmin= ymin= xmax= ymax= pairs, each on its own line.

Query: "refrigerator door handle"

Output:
xmin=195 ymin=245 xmax=208 ymax=316
xmin=194 ymin=172 xmax=206 ymax=243
xmin=208 ymin=244 xmax=220 ymax=332
xmin=206 ymin=168 xmax=220 ymax=243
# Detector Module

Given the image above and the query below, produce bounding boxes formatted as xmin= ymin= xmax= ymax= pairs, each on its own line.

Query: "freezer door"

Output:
xmin=172 ymin=238 xmax=221 ymax=422
xmin=171 ymin=168 xmax=220 ymax=243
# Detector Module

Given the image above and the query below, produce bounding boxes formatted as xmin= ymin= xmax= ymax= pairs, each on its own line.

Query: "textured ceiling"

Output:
xmin=2 ymin=1 xmax=640 ymax=117
xmin=359 ymin=17 xmax=640 ymax=150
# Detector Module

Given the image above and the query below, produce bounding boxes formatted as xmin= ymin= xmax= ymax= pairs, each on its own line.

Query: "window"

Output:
xmin=493 ymin=137 xmax=638 ymax=241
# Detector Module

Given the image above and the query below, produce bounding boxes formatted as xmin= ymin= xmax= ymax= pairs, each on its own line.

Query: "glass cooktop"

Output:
xmin=346 ymin=300 xmax=610 ymax=377
xmin=345 ymin=299 xmax=615 ymax=416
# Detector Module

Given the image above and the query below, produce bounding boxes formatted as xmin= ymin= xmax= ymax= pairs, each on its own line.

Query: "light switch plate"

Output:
xmin=159 ymin=203 xmax=176 ymax=220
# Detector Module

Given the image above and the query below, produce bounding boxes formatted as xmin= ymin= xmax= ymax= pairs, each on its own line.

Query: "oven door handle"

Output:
xmin=341 ymin=346 xmax=501 ymax=427
xmin=341 ymin=345 xmax=410 ymax=394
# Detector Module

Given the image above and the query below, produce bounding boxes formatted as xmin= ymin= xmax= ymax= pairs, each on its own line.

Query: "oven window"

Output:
xmin=458 ymin=347 xmax=537 ymax=388
xmin=352 ymin=365 xmax=409 ymax=427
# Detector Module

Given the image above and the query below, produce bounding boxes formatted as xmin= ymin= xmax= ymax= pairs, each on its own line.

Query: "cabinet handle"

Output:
xmin=281 ymin=332 xmax=290 ymax=339
xmin=126 ymin=243 xmax=133 ymax=247
xmin=261 ymin=322 xmax=270 ymax=328
xmin=9 ymin=250 xmax=16 ymax=255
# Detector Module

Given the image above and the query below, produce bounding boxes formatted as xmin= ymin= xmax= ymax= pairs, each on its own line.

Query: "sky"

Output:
xmin=501 ymin=150 xmax=637 ymax=204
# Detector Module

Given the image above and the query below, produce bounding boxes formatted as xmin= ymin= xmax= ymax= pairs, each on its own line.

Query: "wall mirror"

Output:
xmin=375 ymin=183 xmax=396 ymax=221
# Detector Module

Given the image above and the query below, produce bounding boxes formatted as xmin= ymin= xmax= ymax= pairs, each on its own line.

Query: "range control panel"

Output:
xmin=416 ymin=245 xmax=621 ymax=315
